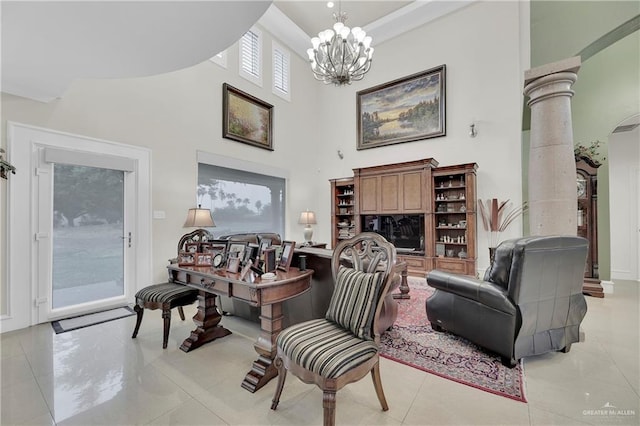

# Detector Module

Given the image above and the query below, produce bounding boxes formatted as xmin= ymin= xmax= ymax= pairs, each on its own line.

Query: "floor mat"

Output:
xmin=51 ymin=306 xmax=135 ymax=334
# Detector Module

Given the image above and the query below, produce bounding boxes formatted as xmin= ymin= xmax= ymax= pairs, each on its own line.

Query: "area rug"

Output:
xmin=51 ymin=306 xmax=135 ymax=334
xmin=381 ymin=278 xmax=527 ymax=402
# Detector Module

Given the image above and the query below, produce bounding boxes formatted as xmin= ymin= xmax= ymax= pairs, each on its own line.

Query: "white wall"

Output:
xmin=609 ymin=124 xmax=640 ymax=281
xmin=311 ymin=1 xmax=527 ymax=266
xmin=1 ymin=1 xmax=528 ymax=326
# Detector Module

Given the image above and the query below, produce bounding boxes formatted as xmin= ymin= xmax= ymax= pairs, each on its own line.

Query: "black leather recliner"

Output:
xmin=426 ymin=236 xmax=588 ymax=367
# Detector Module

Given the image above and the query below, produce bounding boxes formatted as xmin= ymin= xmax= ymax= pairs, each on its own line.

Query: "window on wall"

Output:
xmin=239 ymin=27 xmax=262 ymax=86
xmin=273 ymin=42 xmax=290 ymax=101
xmin=209 ymin=51 xmax=227 ymax=68
xmin=197 ymin=163 xmax=285 ymax=237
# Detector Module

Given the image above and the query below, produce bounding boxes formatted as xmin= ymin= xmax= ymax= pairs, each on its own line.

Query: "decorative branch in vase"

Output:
xmin=478 ymin=198 xmax=528 ymax=257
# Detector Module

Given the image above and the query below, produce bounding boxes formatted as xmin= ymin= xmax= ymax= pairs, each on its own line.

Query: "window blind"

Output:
xmin=274 ymin=48 xmax=289 ymax=94
xmin=241 ymin=30 xmax=260 ymax=77
xmin=197 ymin=163 xmax=285 ymax=238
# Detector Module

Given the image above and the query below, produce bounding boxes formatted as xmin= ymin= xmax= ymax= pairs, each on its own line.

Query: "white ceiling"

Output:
xmin=274 ymin=1 xmax=412 ymax=37
xmin=1 ymin=0 xmax=474 ymax=103
xmin=1 ymin=1 xmax=271 ymax=102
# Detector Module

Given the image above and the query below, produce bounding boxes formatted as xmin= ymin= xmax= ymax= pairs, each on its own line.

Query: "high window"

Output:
xmin=272 ymin=42 xmax=290 ymax=101
xmin=197 ymin=162 xmax=285 ymax=237
xmin=239 ymin=27 xmax=262 ymax=86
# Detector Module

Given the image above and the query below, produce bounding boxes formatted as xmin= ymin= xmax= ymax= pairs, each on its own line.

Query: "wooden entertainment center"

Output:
xmin=330 ymin=158 xmax=478 ymax=276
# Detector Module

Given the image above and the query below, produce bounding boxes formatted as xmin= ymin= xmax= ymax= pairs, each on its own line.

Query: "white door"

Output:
xmin=35 ymin=147 xmax=137 ymax=321
xmin=50 ymin=164 xmax=127 ymax=310
xmin=5 ymin=122 xmax=151 ymax=332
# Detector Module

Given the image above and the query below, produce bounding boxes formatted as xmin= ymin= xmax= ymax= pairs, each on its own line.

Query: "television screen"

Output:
xmin=361 ymin=214 xmax=424 ymax=253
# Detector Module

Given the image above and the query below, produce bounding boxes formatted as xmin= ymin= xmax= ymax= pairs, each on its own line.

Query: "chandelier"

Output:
xmin=306 ymin=6 xmax=374 ymax=85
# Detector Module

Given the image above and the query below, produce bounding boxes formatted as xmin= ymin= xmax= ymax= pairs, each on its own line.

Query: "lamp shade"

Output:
xmin=298 ymin=210 xmax=317 ymax=225
xmin=183 ymin=206 xmax=215 ymax=228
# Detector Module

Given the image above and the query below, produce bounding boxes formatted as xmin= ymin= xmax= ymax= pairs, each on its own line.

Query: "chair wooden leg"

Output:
xmin=270 ymin=357 xmax=287 ymax=410
xmin=131 ymin=304 xmax=143 ymax=339
xmin=162 ymin=307 xmax=171 ymax=349
xmin=371 ymin=362 xmax=389 ymax=411
xmin=322 ymin=390 xmax=337 ymax=426
xmin=178 ymin=306 xmax=186 ymax=321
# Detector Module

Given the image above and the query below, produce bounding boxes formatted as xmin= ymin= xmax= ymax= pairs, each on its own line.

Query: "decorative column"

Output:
xmin=524 ymin=56 xmax=581 ymax=236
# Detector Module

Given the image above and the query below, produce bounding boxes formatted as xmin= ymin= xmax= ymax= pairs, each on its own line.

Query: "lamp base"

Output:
xmin=303 ymin=226 xmax=313 ymax=244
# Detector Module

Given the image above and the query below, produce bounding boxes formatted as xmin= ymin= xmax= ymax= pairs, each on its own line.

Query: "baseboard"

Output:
xmin=601 ymin=280 xmax=614 ymax=294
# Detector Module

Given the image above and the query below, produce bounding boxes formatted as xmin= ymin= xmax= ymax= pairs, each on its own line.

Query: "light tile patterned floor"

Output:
xmin=1 ymin=280 xmax=638 ymax=425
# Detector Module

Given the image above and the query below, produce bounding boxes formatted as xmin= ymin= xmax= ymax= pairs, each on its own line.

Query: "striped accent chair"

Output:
xmin=131 ymin=283 xmax=199 ymax=349
xmin=271 ymin=233 xmax=397 ymax=426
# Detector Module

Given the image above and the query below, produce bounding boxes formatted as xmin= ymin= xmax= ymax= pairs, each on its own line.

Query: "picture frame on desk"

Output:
xmin=185 ymin=243 xmax=200 ymax=254
xmin=226 ymin=256 xmax=241 ymax=273
xmin=263 ymin=248 xmax=277 ymax=273
xmin=239 ymin=262 xmax=253 ymax=281
xmin=207 ymin=240 xmax=229 ymax=260
xmin=195 ymin=253 xmax=213 ymax=267
xmin=178 ymin=251 xmax=195 ymax=266
xmin=258 ymin=239 xmax=272 ymax=258
xmin=243 ymin=244 xmax=259 ymax=265
xmin=277 ymin=241 xmax=296 ymax=272
xmin=228 ymin=242 xmax=248 ymax=259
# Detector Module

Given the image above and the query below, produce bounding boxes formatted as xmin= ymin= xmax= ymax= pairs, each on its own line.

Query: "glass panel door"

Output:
xmin=51 ymin=164 xmax=125 ymax=310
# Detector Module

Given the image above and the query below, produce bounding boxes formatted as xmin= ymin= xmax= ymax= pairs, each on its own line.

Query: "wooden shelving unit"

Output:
xmin=330 ymin=178 xmax=357 ymax=248
xmin=330 ymin=160 xmax=478 ymax=276
xmin=431 ymin=163 xmax=478 ymax=276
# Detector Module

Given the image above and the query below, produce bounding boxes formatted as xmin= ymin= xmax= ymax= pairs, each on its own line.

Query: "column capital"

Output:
xmin=524 ymin=56 xmax=581 ymax=86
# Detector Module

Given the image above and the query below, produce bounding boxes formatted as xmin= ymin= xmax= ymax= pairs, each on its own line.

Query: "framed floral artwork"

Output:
xmin=223 ymin=83 xmax=273 ymax=151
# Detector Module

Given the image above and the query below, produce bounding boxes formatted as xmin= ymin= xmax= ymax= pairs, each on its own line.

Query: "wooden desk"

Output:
xmin=167 ymin=264 xmax=313 ymax=392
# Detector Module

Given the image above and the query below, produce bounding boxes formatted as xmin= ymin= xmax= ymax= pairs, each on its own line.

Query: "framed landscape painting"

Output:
xmin=356 ymin=65 xmax=446 ymax=150
xmin=223 ymin=83 xmax=273 ymax=150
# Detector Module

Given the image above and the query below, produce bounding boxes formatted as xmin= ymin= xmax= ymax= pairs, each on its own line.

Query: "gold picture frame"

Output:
xmin=356 ymin=65 xmax=446 ymax=150
xmin=223 ymin=83 xmax=273 ymax=151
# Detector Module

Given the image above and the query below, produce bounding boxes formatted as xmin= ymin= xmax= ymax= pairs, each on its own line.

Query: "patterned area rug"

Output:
xmin=381 ymin=278 xmax=527 ymax=402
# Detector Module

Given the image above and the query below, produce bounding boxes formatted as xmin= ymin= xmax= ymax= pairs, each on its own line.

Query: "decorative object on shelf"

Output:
xmin=574 ymin=140 xmax=605 ymax=166
xmin=478 ymin=198 xmax=528 ymax=263
xmin=357 ymin=65 xmax=446 ymax=150
xmin=222 ymin=83 xmax=273 ymax=151
xmin=0 ymin=148 xmax=16 ymax=179
xmin=307 ymin=0 xmax=373 ymax=86
xmin=298 ymin=210 xmax=318 ymax=244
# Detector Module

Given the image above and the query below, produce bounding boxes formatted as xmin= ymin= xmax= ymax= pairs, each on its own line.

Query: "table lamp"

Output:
xmin=298 ymin=210 xmax=317 ymax=244
xmin=183 ymin=205 xmax=215 ymax=228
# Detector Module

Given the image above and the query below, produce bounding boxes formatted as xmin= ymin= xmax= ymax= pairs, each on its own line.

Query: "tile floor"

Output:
xmin=1 ymin=280 xmax=638 ymax=425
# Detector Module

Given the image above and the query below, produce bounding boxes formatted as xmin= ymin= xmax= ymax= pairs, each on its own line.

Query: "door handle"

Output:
xmin=121 ymin=232 xmax=132 ymax=248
